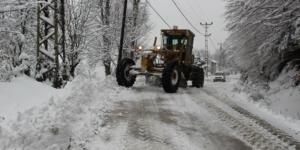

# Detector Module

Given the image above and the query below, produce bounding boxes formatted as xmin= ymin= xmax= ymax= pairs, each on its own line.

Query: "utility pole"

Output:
xmin=118 ymin=0 xmax=128 ymax=64
xmin=200 ymin=22 xmax=213 ymax=77
xmin=131 ymin=0 xmax=140 ymax=48
xmin=218 ymin=43 xmax=225 ymax=70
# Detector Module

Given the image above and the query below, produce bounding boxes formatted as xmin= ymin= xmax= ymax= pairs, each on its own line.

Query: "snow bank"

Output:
xmin=206 ymin=74 xmax=300 ymax=140
xmin=239 ymin=70 xmax=300 ymax=120
xmin=0 ymin=76 xmax=58 ymax=121
xmin=211 ymin=72 xmax=299 ymax=120
xmin=267 ymin=70 xmax=300 ymax=119
xmin=0 ymin=65 xmax=124 ymax=149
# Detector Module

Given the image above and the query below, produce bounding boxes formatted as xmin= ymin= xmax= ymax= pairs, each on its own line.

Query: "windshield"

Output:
xmin=163 ymin=35 xmax=187 ymax=50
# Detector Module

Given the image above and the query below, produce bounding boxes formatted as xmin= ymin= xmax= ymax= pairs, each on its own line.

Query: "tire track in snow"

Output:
xmin=120 ymin=96 xmax=174 ymax=150
xmin=202 ymin=88 xmax=300 ymax=150
xmin=105 ymin=84 xmax=254 ymax=149
xmin=187 ymin=89 xmax=298 ymax=150
xmin=231 ymin=105 xmax=300 ymax=150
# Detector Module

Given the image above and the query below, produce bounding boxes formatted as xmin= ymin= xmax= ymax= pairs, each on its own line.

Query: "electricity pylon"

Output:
xmin=36 ymin=0 xmax=67 ymax=88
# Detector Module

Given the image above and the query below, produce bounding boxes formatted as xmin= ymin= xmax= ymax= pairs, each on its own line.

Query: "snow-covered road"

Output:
xmin=0 ymin=76 xmax=299 ymax=150
xmin=98 ymin=83 xmax=252 ymax=150
xmin=96 ymin=79 xmax=299 ymax=150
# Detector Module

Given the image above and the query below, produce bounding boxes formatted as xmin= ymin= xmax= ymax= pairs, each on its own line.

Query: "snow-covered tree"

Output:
xmin=86 ymin=0 xmax=150 ymax=76
xmin=0 ymin=0 xmax=150 ymax=81
xmin=0 ymin=0 xmax=36 ymax=81
xmin=65 ymin=0 xmax=93 ymax=77
xmin=213 ymin=44 xmax=228 ymax=71
xmin=224 ymin=0 xmax=300 ymax=84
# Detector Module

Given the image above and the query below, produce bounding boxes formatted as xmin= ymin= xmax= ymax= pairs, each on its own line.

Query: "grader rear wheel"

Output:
xmin=191 ymin=67 xmax=204 ymax=88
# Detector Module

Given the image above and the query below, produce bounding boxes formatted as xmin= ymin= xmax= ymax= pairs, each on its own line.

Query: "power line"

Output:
xmin=145 ymin=0 xmax=171 ymax=28
xmin=192 ymin=0 xmax=210 ymax=22
xmin=182 ymin=0 xmax=206 ymax=22
xmin=170 ymin=0 xmax=221 ymax=54
xmin=170 ymin=0 xmax=204 ymax=35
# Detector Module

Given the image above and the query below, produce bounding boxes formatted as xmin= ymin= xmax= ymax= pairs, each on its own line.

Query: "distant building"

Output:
xmin=210 ymin=60 xmax=217 ymax=75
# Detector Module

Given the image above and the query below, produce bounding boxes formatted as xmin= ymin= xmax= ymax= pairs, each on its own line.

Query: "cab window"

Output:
xmin=172 ymin=39 xmax=178 ymax=45
xmin=162 ymin=33 xmax=189 ymax=50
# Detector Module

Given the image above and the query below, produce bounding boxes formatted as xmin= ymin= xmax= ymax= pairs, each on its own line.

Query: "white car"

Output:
xmin=213 ymin=72 xmax=226 ymax=82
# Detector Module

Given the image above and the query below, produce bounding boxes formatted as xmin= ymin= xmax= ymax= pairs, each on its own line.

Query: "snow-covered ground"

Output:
xmin=0 ymin=75 xmax=251 ymax=150
xmin=204 ymin=75 xmax=300 ymax=142
xmin=263 ymin=71 xmax=300 ymax=120
xmin=0 ymin=71 xmax=299 ymax=150
xmin=0 ymin=76 xmax=60 ymax=121
xmin=214 ymin=73 xmax=300 ymax=121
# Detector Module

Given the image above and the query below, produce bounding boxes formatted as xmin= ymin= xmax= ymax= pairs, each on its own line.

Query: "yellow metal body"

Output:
xmin=139 ymin=28 xmax=195 ymax=74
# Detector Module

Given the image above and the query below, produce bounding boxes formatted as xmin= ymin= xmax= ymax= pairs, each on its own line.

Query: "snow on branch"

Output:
xmin=0 ymin=1 xmax=51 ymax=13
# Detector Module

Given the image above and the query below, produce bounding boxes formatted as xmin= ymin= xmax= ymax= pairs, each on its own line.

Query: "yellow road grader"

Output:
xmin=116 ymin=27 xmax=205 ymax=93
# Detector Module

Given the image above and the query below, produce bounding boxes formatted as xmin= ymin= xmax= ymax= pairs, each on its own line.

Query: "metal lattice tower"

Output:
xmin=36 ymin=0 xmax=66 ymax=88
xmin=200 ymin=22 xmax=213 ymax=77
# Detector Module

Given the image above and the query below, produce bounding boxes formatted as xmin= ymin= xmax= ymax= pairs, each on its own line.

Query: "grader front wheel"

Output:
xmin=162 ymin=61 xmax=181 ymax=93
xmin=116 ymin=58 xmax=136 ymax=87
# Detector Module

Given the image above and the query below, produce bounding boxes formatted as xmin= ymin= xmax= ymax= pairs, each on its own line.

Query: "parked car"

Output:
xmin=213 ymin=72 xmax=226 ymax=82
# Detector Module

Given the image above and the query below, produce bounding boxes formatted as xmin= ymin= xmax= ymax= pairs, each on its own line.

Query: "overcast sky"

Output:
xmin=146 ymin=0 xmax=228 ymax=53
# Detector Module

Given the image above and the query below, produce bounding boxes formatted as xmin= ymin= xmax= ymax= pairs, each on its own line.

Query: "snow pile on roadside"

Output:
xmin=206 ymin=75 xmax=300 ymax=140
xmin=0 ymin=76 xmax=58 ymax=121
xmin=267 ymin=70 xmax=300 ymax=119
xmin=235 ymin=70 xmax=300 ymax=120
xmin=0 ymin=65 xmax=125 ymax=149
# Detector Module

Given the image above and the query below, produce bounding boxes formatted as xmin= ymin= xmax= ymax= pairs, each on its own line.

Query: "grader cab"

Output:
xmin=116 ymin=27 xmax=205 ymax=93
